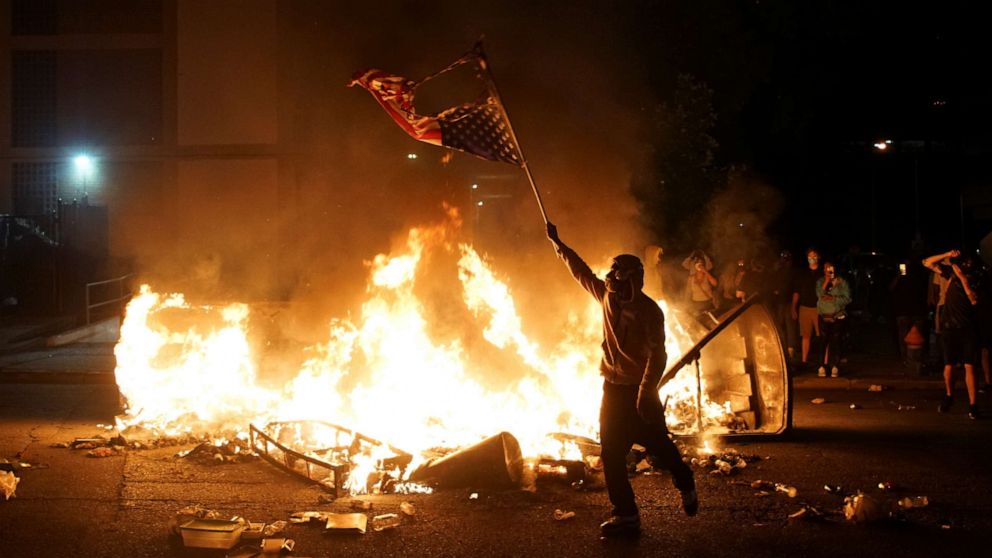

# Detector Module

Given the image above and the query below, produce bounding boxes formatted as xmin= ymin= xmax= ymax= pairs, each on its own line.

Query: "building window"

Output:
xmin=12 ymin=162 xmax=60 ymax=216
xmin=11 ymin=51 xmax=58 ymax=147
xmin=11 ymin=0 xmax=57 ymax=35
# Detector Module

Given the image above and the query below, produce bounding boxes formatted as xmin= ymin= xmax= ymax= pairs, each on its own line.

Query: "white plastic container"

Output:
xmin=179 ymin=519 xmax=245 ymax=549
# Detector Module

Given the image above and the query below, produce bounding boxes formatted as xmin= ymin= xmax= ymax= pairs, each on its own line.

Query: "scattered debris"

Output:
xmin=0 ymin=459 xmax=44 ymax=472
xmin=290 ymin=512 xmax=326 ymax=525
xmin=571 ymin=471 xmax=605 ymax=492
xmin=749 ymin=480 xmax=796 ymax=498
xmin=844 ymin=493 xmax=888 ymax=523
xmin=811 ymin=398 xmax=826 ymax=405
xmin=897 ymin=496 xmax=929 ymax=509
xmin=753 ymin=491 xmax=771 ymax=497
xmin=346 ymin=499 xmax=372 ymax=511
xmin=49 ymin=442 xmax=70 ymax=449
xmin=788 ymin=505 xmax=825 ymax=521
xmin=324 ymin=512 xmax=368 ymax=535
xmin=553 ymin=509 xmax=576 ymax=521
xmin=868 ymin=384 xmax=888 ymax=392
xmin=260 ymin=538 xmax=294 ymax=553
xmin=896 ymin=405 xmax=916 ymax=411
xmin=691 ymin=447 xmax=761 ymax=476
xmin=70 ymin=437 xmax=108 ymax=450
xmin=262 ymin=521 xmax=287 ymax=537
xmin=399 ymin=502 xmax=416 ymax=517
xmin=371 ymin=513 xmax=401 ymax=532
xmin=251 ymin=421 xmax=412 ymax=498
xmin=171 ymin=505 xmax=224 ymax=535
xmin=241 ymin=522 xmax=266 ymax=540
xmin=179 ymin=518 xmax=245 ymax=549
xmin=86 ymin=446 xmax=122 ymax=458
xmin=849 ymin=404 xmax=861 ymax=410
xmin=775 ymin=483 xmax=798 ymax=498
xmin=1 ymin=471 xmax=20 ymax=500
xmin=409 ymin=432 xmax=523 ymax=489
xmin=178 ymin=440 xmax=256 ymax=465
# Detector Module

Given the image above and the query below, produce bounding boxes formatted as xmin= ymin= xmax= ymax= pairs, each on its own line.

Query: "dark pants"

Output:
xmin=775 ymin=301 xmax=798 ymax=356
xmin=820 ymin=316 xmax=846 ymax=366
xmin=600 ymin=381 xmax=695 ymax=516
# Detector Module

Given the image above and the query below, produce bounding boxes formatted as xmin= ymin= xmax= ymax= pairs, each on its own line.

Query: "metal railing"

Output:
xmin=85 ymin=274 xmax=133 ymax=325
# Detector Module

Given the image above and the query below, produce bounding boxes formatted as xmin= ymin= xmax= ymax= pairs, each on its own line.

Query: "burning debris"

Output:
xmin=101 ymin=215 xmax=791 ymax=501
xmin=0 ymin=471 xmax=19 ymax=500
xmin=177 ymin=438 xmax=257 ymax=465
xmin=250 ymin=421 xmax=414 ymax=497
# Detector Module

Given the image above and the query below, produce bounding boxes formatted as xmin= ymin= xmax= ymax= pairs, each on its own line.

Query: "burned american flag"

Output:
xmin=350 ymin=64 xmax=523 ymax=166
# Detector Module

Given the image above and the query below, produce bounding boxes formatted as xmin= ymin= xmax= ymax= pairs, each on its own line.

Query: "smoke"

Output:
xmin=700 ymin=169 xmax=785 ymax=270
xmin=116 ymin=1 xmax=661 ymax=348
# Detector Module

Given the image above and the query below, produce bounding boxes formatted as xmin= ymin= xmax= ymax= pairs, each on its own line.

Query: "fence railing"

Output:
xmin=85 ymin=274 xmax=133 ymax=325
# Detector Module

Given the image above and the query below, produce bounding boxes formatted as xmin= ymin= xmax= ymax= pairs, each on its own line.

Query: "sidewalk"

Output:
xmin=0 ymin=315 xmax=117 ymax=384
xmin=0 ymin=343 xmax=117 ymax=384
xmin=790 ymin=353 xmax=944 ymax=391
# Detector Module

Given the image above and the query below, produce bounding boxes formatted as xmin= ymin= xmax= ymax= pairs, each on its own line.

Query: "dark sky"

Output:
xmin=614 ymin=0 xmax=992 ymax=256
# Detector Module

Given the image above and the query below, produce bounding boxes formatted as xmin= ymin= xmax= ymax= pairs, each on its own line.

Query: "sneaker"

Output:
xmin=831 ymin=366 xmax=839 ymax=378
xmin=817 ymin=366 xmax=827 ymax=377
xmin=969 ymin=405 xmax=980 ymax=420
xmin=600 ymin=514 xmax=640 ymax=537
xmin=938 ymin=395 xmax=953 ymax=413
xmin=681 ymin=488 xmax=699 ymax=517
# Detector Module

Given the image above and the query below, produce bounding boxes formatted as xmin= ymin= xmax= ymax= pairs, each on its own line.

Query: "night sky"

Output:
xmin=611 ymin=1 xmax=992 ymax=256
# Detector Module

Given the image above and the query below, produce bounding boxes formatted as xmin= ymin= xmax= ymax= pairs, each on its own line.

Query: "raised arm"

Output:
xmin=952 ymin=264 xmax=978 ymax=305
xmin=922 ymin=249 xmax=959 ymax=273
xmin=547 ymin=222 xmax=606 ymax=301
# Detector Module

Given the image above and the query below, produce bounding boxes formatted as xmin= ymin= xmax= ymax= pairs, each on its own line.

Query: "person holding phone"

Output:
xmin=815 ymin=262 xmax=852 ymax=377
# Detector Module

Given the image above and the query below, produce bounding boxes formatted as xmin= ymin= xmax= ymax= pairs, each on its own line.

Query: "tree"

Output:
xmin=630 ymin=74 xmax=722 ymax=250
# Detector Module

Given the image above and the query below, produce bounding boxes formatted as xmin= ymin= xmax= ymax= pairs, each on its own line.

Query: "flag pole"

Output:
xmin=473 ymin=42 xmax=550 ymax=225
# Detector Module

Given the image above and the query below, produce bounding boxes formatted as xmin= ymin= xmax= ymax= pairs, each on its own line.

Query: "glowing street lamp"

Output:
xmin=73 ymin=154 xmax=96 ymax=197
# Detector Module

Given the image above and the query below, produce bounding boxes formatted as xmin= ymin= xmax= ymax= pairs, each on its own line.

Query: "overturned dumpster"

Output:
xmin=662 ymin=296 xmax=791 ymax=436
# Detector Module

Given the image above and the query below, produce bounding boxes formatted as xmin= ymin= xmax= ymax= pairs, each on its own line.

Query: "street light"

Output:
xmin=73 ymin=154 xmax=96 ymax=198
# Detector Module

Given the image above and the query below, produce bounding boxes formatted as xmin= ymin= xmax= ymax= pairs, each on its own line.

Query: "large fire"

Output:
xmin=114 ymin=207 xmax=736 ymax=488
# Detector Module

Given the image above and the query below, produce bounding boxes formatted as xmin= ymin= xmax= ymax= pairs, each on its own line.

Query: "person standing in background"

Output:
xmin=792 ymin=248 xmax=822 ymax=369
xmin=923 ymin=249 xmax=980 ymax=419
xmin=816 ymin=262 xmax=852 ymax=377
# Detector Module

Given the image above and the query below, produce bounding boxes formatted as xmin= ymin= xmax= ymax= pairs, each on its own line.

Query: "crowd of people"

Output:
xmin=643 ymin=244 xmax=992 ymax=419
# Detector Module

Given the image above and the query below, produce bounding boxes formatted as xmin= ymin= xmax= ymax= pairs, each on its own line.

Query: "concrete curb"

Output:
xmin=0 ymin=370 xmax=116 ymax=384
xmin=46 ymin=317 xmax=120 ymax=347
xmin=793 ymin=375 xmax=943 ymax=391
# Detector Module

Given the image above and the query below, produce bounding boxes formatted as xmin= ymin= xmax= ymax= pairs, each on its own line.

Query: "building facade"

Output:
xmin=0 ymin=0 xmax=291 ymax=297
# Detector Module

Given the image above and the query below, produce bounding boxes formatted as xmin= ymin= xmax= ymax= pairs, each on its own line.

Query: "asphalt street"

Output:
xmin=0 ymin=383 xmax=989 ymax=558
